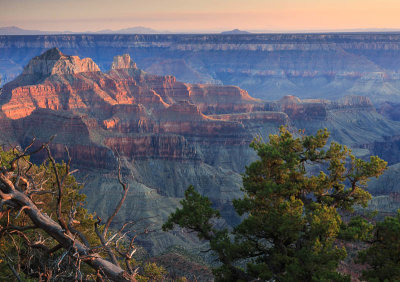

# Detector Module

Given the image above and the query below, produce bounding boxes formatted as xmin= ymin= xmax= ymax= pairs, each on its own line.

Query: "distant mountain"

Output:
xmin=96 ymin=26 xmax=160 ymax=34
xmin=0 ymin=26 xmax=74 ymax=35
xmin=0 ymin=26 xmax=49 ymax=35
xmin=0 ymin=26 xmax=162 ymax=35
xmin=221 ymin=29 xmax=251 ymax=34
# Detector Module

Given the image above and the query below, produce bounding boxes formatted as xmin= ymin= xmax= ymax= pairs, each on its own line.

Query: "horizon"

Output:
xmin=2 ymin=25 xmax=400 ymax=35
xmin=1 ymin=0 xmax=400 ymax=33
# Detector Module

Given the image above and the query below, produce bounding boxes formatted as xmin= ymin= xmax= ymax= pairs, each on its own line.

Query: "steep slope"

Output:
xmin=287 ymin=95 xmax=400 ymax=153
xmin=2 ymin=49 xmax=400 ymax=256
xmin=3 ymin=34 xmax=400 ymax=102
xmin=1 ymin=48 xmax=263 ymax=120
xmin=377 ymin=101 xmax=400 ymax=121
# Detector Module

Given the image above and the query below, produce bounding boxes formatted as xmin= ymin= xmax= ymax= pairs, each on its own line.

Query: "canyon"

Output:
xmin=3 ymin=34 xmax=400 ymax=103
xmin=1 ymin=47 xmax=400 ymax=257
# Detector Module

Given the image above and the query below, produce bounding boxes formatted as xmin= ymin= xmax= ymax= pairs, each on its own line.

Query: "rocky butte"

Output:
xmin=3 ymin=33 xmax=400 ymax=103
xmin=1 ymin=48 xmax=400 ymax=256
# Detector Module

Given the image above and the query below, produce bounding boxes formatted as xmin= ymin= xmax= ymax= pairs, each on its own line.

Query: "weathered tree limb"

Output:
xmin=103 ymin=154 xmax=129 ymax=237
xmin=68 ymin=207 xmax=91 ymax=248
xmin=0 ymin=177 xmax=135 ymax=281
xmin=94 ymin=153 xmax=134 ymax=271
xmin=0 ymin=143 xmax=137 ymax=281
xmin=45 ymin=145 xmax=69 ymax=233
xmin=95 ymin=217 xmax=121 ymax=267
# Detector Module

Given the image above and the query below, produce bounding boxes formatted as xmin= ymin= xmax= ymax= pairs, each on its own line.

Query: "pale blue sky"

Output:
xmin=1 ymin=0 xmax=400 ymax=32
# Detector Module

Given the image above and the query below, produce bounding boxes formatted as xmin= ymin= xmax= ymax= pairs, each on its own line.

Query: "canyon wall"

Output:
xmin=3 ymin=34 xmax=400 ymax=102
xmin=2 ymin=49 xmax=400 ymax=255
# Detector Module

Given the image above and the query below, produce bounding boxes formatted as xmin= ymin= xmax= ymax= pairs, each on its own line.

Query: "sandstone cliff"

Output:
xmin=23 ymin=47 xmax=100 ymax=76
xmin=1 ymin=49 xmax=264 ymax=165
xmin=3 ymin=34 xmax=400 ymax=102
xmin=2 ymin=49 xmax=400 ymax=257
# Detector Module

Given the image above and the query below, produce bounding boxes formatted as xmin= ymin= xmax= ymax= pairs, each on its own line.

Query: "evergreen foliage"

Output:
xmin=0 ymin=148 xmax=99 ymax=280
xmin=358 ymin=211 xmax=400 ymax=281
xmin=0 ymin=147 xmax=167 ymax=281
xmin=164 ymin=127 xmax=387 ymax=281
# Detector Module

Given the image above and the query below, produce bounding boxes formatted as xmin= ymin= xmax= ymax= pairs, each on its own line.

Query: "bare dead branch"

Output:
xmin=127 ymin=235 xmax=137 ymax=260
xmin=15 ymin=206 xmax=31 ymax=219
xmin=16 ymin=176 xmax=29 ymax=191
xmin=1 ymin=174 xmax=134 ymax=280
xmin=9 ymin=137 xmax=50 ymax=172
xmin=45 ymin=145 xmax=69 ymax=233
xmin=95 ymin=217 xmax=121 ymax=268
xmin=68 ymin=207 xmax=90 ymax=248
xmin=103 ymin=154 xmax=130 ymax=237
xmin=0 ymin=171 xmax=17 ymax=194
xmin=0 ymin=141 xmax=137 ymax=281
xmin=69 ymin=169 xmax=79 ymax=175
xmin=0 ymin=198 xmax=17 ymax=211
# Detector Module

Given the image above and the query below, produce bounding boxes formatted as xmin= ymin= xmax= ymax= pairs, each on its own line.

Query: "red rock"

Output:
xmin=157 ymin=101 xmax=207 ymax=121
xmin=0 ymin=49 xmax=278 ymax=163
xmin=278 ymin=95 xmax=328 ymax=120
xmin=209 ymin=111 xmax=289 ymax=125
xmin=111 ymin=54 xmax=137 ymax=69
xmin=2 ymin=49 xmax=266 ymax=120
xmin=22 ymin=48 xmax=100 ymax=76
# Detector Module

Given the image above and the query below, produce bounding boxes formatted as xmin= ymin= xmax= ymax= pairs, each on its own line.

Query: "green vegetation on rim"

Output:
xmin=164 ymin=127 xmax=387 ymax=281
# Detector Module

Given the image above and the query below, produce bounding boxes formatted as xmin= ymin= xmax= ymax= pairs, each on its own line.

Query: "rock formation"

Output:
xmin=111 ymin=54 xmax=137 ymax=69
xmin=23 ymin=47 xmax=100 ymax=76
xmin=4 ymin=34 xmax=400 ymax=102
xmin=2 ymin=49 xmax=400 ymax=256
xmin=377 ymin=102 xmax=400 ymax=121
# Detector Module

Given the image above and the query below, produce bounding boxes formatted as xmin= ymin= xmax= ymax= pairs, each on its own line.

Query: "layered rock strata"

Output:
xmin=2 ymin=49 xmax=400 ymax=256
xmin=4 ymin=34 xmax=400 ymax=102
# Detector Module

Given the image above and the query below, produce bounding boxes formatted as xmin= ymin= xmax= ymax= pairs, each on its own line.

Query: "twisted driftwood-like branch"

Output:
xmin=94 ymin=152 xmax=139 ymax=277
xmin=0 ymin=142 xmax=136 ymax=281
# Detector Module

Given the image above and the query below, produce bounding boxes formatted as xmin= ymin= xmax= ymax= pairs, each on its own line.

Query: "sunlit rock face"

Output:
xmin=23 ymin=47 xmax=100 ymax=76
xmin=0 ymin=48 xmax=264 ymax=120
xmin=2 ymin=49 xmax=400 ymax=256
xmin=111 ymin=54 xmax=137 ymax=70
xmin=3 ymin=33 xmax=400 ymax=102
xmin=0 ymin=49 xmax=266 ymax=167
xmin=2 ymin=48 xmax=399 ymax=167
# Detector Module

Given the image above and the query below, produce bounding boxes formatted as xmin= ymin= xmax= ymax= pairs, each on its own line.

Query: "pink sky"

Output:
xmin=1 ymin=0 xmax=400 ymax=32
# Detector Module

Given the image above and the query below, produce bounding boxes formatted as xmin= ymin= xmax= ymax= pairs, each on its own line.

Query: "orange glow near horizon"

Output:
xmin=1 ymin=0 xmax=400 ymax=32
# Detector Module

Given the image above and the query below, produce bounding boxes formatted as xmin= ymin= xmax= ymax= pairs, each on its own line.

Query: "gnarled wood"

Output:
xmin=0 ymin=144 xmax=137 ymax=281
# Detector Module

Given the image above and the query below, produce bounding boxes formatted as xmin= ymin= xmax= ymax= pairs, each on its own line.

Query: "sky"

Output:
xmin=1 ymin=0 xmax=400 ymax=33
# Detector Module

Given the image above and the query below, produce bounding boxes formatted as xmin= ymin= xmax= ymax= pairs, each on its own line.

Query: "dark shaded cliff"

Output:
xmin=2 ymin=49 xmax=400 ymax=256
xmin=3 ymin=33 xmax=400 ymax=102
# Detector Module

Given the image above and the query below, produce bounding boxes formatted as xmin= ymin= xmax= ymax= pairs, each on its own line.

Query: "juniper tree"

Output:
xmin=164 ymin=127 xmax=387 ymax=281
xmin=358 ymin=211 xmax=400 ymax=281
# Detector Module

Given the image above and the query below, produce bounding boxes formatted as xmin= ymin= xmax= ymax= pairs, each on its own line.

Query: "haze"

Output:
xmin=1 ymin=0 xmax=400 ymax=32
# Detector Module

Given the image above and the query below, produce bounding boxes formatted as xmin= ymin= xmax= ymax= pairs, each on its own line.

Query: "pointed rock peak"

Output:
xmin=111 ymin=54 xmax=137 ymax=69
xmin=22 ymin=48 xmax=100 ymax=77
xmin=37 ymin=47 xmax=66 ymax=60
